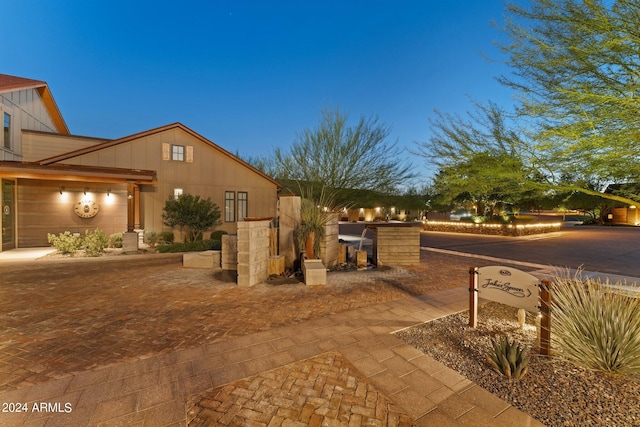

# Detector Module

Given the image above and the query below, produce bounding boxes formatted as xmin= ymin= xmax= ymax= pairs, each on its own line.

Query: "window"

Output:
xmin=3 ymin=113 xmax=10 ymax=149
xmin=173 ymin=188 xmax=183 ymax=199
xmin=225 ymin=191 xmax=235 ymax=222
xmin=171 ymin=145 xmax=185 ymax=161
xmin=238 ymin=192 xmax=248 ymax=221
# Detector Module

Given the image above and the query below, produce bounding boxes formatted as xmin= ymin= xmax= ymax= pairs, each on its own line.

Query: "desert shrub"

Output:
xmin=108 ymin=233 xmax=123 ymax=248
xmin=156 ymin=239 xmax=221 ymax=253
xmin=84 ymin=229 xmax=108 ymax=257
xmin=210 ymin=230 xmax=228 ymax=240
xmin=551 ymin=271 xmax=640 ymax=374
xmin=144 ymin=231 xmax=159 ymax=248
xmin=158 ymin=231 xmax=174 ymax=244
xmin=47 ymin=231 xmax=83 ymax=255
xmin=486 ymin=335 xmax=530 ymax=380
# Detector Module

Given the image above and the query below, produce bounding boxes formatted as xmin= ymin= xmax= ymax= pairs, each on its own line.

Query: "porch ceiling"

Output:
xmin=0 ymin=161 xmax=156 ymax=184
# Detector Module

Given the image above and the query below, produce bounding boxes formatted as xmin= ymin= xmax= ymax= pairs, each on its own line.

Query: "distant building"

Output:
xmin=0 ymin=73 xmax=281 ymax=251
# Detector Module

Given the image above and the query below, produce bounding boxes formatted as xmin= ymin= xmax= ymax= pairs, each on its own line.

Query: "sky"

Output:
xmin=2 ymin=0 xmax=519 ymax=185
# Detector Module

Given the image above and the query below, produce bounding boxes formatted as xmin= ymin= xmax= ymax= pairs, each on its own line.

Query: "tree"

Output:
xmin=416 ymin=102 xmax=545 ymax=214
xmin=274 ymin=107 xmax=414 ymax=206
xmin=498 ymin=0 xmax=640 ymax=204
xmin=161 ymin=194 xmax=221 ymax=242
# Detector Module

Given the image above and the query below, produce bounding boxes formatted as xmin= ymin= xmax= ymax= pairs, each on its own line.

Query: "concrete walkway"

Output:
xmin=0 ymin=247 xmax=56 ymax=262
xmin=0 ymin=286 xmax=544 ymax=426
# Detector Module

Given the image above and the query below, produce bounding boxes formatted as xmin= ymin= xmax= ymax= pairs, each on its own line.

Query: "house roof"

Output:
xmin=0 ymin=73 xmax=69 ymax=134
xmin=0 ymin=161 xmax=156 ymax=184
xmin=38 ymin=122 xmax=283 ymax=188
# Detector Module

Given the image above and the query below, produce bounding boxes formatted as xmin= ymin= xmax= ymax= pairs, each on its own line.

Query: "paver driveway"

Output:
xmin=0 ymin=250 xmax=543 ymax=426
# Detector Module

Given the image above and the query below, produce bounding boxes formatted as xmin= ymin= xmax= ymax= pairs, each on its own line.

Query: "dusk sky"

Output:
xmin=3 ymin=1 xmax=519 ymax=184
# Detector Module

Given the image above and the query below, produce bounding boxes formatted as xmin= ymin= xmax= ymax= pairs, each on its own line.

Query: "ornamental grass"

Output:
xmin=551 ymin=270 xmax=640 ymax=375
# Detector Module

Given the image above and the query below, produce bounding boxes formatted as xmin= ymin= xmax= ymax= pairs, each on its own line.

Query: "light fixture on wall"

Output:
xmin=59 ymin=186 xmax=65 ymax=195
xmin=83 ymin=187 xmax=88 ymax=196
xmin=127 ymin=193 xmax=133 ymax=199
xmin=107 ymin=189 xmax=111 ymax=196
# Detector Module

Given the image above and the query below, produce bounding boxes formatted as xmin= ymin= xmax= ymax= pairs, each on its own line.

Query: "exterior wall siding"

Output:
xmin=58 ymin=127 xmax=278 ymax=239
xmin=1 ymin=88 xmax=58 ymax=161
xmin=16 ymin=179 xmax=127 ymax=247
xmin=21 ymin=131 xmax=108 ymax=162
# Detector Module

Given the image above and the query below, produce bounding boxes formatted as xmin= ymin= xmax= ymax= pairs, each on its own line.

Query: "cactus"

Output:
xmin=486 ymin=336 xmax=530 ymax=380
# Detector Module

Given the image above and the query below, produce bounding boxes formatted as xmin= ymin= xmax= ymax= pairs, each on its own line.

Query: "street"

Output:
xmin=340 ymin=222 xmax=640 ymax=277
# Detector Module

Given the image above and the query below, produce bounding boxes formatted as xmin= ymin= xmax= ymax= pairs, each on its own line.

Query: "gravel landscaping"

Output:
xmin=395 ymin=302 xmax=640 ymax=427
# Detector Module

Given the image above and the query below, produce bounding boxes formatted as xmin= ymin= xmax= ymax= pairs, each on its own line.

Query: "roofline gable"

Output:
xmin=38 ymin=122 xmax=282 ymax=188
xmin=0 ymin=73 xmax=69 ymax=134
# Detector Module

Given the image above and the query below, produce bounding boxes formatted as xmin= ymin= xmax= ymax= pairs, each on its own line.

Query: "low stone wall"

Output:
xmin=422 ymin=221 xmax=561 ymax=236
xmin=183 ymin=250 xmax=221 ymax=269
xmin=372 ymin=224 xmax=421 ymax=266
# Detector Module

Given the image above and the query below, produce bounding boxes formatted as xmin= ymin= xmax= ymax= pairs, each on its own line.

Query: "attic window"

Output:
xmin=172 ymin=145 xmax=185 ymax=161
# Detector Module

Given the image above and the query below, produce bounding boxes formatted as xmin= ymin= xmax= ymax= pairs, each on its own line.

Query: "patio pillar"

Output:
xmin=127 ymin=182 xmax=137 ymax=232
xmin=133 ymin=184 xmax=141 ymax=229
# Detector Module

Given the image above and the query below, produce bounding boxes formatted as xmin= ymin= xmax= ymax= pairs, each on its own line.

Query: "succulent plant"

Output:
xmin=486 ymin=335 xmax=530 ymax=380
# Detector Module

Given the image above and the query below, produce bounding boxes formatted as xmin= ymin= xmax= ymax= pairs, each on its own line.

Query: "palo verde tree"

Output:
xmin=161 ymin=193 xmax=221 ymax=242
xmin=415 ymin=102 xmax=545 ymax=214
xmin=498 ymin=0 xmax=640 ymax=205
xmin=274 ymin=107 xmax=414 ymax=207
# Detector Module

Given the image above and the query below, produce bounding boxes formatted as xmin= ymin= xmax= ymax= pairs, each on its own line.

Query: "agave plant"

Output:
xmin=486 ymin=335 xmax=530 ymax=380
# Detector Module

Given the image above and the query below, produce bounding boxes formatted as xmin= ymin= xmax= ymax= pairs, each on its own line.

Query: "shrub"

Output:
xmin=47 ymin=231 xmax=82 ymax=255
xmin=144 ymin=231 xmax=159 ymax=248
xmin=161 ymin=193 xmax=221 ymax=242
xmin=108 ymin=233 xmax=123 ymax=248
xmin=210 ymin=230 xmax=228 ymax=240
xmin=551 ymin=271 xmax=640 ymax=374
xmin=156 ymin=239 xmax=222 ymax=253
xmin=158 ymin=231 xmax=174 ymax=244
xmin=84 ymin=229 xmax=108 ymax=257
xmin=486 ymin=335 xmax=530 ymax=380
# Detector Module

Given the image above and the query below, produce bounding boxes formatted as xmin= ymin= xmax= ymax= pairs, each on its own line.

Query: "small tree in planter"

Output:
xmin=294 ymin=186 xmax=338 ymax=260
xmin=161 ymin=193 xmax=221 ymax=242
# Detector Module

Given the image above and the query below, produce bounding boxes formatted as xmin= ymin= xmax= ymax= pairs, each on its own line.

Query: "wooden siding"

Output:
xmin=1 ymin=88 xmax=59 ymax=161
xmin=17 ymin=179 xmax=127 ymax=247
xmin=57 ymin=127 xmax=278 ymax=236
xmin=21 ymin=132 xmax=107 ymax=162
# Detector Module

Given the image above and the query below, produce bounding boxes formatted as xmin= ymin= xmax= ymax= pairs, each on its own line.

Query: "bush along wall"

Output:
xmin=421 ymin=221 xmax=561 ymax=236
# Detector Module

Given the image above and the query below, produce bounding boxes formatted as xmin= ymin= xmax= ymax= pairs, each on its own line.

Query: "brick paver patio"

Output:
xmin=187 ymin=351 xmax=416 ymax=426
xmin=0 ymin=250 xmax=544 ymax=426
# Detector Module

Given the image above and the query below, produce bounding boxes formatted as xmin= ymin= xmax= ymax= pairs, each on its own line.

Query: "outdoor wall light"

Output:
xmin=83 ymin=187 xmax=88 ymax=196
xmin=107 ymin=189 xmax=111 ymax=196
xmin=59 ymin=186 xmax=65 ymax=195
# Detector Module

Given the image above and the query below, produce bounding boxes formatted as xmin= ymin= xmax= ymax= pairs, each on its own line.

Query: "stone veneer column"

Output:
xmin=278 ymin=196 xmax=301 ymax=270
xmin=221 ymin=235 xmax=237 ymax=271
xmin=320 ymin=214 xmax=339 ymax=268
xmin=237 ymin=220 xmax=270 ymax=287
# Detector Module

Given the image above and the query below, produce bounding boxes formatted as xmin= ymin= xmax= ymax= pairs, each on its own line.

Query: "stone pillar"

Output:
xmin=237 ymin=220 xmax=270 ymax=287
xmin=222 ymin=234 xmax=237 ymax=271
xmin=122 ymin=231 xmax=139 ymax=253
xmin=278 ymin=195 xmax=301 ymax=270
xmin=320 ymin=214 xmax=339 ymax=268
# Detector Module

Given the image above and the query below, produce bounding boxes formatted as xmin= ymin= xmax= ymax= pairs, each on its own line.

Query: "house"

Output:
xmin=0 ymin=73 xmax=281 ymax=252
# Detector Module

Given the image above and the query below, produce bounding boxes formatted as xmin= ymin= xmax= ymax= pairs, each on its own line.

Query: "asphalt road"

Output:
xmin=339 ymin=222 xmax=640 ymax=277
